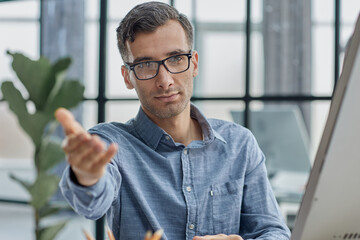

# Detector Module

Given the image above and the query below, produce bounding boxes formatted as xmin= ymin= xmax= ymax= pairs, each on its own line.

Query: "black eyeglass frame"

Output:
xmin=124 ymin=52 xmax=193 ymax=80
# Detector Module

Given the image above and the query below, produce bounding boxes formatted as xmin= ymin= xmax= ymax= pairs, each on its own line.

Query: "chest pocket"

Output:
xmin=210 ymin=178 xmax=244 ymax=234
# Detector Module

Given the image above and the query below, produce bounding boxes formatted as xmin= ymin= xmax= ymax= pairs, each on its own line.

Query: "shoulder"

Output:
xmin=208 ymin=118 xmax=254 ymax=141
xmin=208 ymin=118 xmax=262 ymax=159
xmin=87 ymin=119 xmax=137 ymax=143
xmin=207 ymin=118 xmax=265 ymax=176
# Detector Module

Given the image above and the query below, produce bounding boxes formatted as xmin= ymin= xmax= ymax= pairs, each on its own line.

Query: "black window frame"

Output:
xmin=0 ymin=0 xmax=344 ymax=239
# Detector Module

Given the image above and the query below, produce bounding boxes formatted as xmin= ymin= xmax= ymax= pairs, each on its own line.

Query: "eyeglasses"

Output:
xmin=125 ymin=52 xmax=193 ymax=80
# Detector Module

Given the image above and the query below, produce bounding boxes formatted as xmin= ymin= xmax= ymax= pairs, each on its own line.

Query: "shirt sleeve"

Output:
xmin=59 ymin=162 xmax=121 ymax=220
xmin=239 ymin=133 xmax=291 ymax=240
xmin=58 ymin=129 xmax=122 ymax=220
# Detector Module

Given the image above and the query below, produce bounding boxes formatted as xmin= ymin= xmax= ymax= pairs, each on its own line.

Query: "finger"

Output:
xmin=55 ymin=107 xmax=84 ymax=135
xmin=62 ymin=132 xmax=92 ymax=153
xmin=75 ymin=138 xmax=106 ymax=169
xmin=92 ymin=143 xmax=118 ymax=169
xmin=68 ymin=137 xmax=102 ymax=169
xmin=150 ymin=229 xmax=163 ymax=240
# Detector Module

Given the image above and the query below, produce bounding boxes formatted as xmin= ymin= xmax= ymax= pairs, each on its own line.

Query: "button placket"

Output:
xmin=181 ymin=147 xmax=197 ymax=239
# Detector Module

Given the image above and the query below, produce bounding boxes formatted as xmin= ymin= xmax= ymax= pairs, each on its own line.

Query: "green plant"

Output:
xmin=1 ymin=51 xmax=84 ymax=240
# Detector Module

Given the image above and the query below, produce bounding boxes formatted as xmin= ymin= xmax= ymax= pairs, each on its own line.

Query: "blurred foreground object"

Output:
xmin=1 ymin=51 xmax=84 ymax=240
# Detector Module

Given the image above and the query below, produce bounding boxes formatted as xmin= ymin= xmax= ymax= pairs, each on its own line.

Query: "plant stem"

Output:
xmin=35 ymin=208 xmax=40 ymax=239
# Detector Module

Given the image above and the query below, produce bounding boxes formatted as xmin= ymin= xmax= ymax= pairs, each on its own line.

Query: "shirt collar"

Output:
xmin=133 ymin=104 xmax=226 ymax=150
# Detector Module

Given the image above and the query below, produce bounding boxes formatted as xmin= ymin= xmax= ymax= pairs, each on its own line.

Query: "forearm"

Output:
xmin=240 ymin=216 xmax=290 ymax=240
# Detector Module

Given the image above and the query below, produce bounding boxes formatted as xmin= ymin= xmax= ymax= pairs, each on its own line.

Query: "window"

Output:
xmin=1 ymin=0 xmax=360 ymax=239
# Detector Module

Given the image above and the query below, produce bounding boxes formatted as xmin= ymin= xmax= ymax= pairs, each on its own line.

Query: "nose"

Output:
xmin=155 ymin=64 xmax=174 ymax=90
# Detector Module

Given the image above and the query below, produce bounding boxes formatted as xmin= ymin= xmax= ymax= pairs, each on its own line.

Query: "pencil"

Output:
xmin=82 ymin=228 xmax=95 ymax=240
xmin=144 ymin=230 xmax=153 ymax=240
xmin=144 ymin=229 xmax=163 ymax=240
xmin=106 ymin=225 xmax=116 ymax=240
xmin=151 ymin=229 xmax=164 ymax=240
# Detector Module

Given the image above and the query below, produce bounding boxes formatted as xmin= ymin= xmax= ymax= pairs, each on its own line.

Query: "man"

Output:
xmin=57 ymin=2 xmax=291 ymax=240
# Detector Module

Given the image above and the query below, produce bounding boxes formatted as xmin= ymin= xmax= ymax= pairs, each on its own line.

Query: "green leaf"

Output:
xmin=39 ymin=204 xmax=63 ymax=219
xmin=1 ymin=81 xmax=28 ymax=117
xmin=39 ymin=221 xmax=67 ymax=240
xmin=9 ymin=173 xmax=32 ymax=194
xmin=36 ymin=137 xmax=65 ymax=172
xmin=1 ymin=81 xmax=52 ymax=147
xmin=19 ymin=112 xmax=51 ymax=149
xmin=45 ymin=79 xmax=84 ymax=114
xmin=52 ymin=57 xmax=72 ymax=76
xmin=7 ymin=51 xmax=54 ymax=110
xmin=29 ymin=174 xmax=59 ymax=209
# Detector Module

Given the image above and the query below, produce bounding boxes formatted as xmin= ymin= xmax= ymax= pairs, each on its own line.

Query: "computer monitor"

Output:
xmin=291 ymin=14 xmax=360 ymax=240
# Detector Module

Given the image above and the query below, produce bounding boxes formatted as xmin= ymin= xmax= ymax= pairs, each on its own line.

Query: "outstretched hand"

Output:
xmin=55 ymin=108 xmax=118 ymax=186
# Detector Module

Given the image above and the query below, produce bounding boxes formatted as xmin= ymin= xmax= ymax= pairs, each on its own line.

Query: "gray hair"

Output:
xmin=116 ymin=1 xmax=194 ymax=62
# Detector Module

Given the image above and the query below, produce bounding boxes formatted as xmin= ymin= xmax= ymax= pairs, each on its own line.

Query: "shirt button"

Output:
xmin=165 ymin=136 xmax=170 ymax=140
xmin=183 ymin=149 xmax=188 ymax=155
xmin=186 ymin=186 xmax=192 ymax=192
xmin=189 ymin=224 xmax=195 ymax=230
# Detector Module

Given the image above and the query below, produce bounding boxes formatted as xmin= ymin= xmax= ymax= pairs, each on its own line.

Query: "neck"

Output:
xmin=145 ymin=104 xmax=202 ymax=146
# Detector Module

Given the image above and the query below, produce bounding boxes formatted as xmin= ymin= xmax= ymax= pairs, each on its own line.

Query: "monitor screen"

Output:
xmin=291 ymin=14 xmax=360 ymax=240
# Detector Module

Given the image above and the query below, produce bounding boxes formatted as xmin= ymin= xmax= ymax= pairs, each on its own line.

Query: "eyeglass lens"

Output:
xmin=133 ymin=54 xmax=190 ymax=80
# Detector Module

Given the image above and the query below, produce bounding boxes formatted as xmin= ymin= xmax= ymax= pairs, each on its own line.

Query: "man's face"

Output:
xmin=121 ymin=20 xmax=199 ymax=120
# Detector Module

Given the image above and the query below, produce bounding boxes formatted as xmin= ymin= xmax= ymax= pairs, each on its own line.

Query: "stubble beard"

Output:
xmin=142 ymin=94 xmax=190 ymax=119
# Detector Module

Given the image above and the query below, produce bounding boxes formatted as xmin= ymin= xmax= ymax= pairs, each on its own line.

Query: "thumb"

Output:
xmin=55 ymin=108 xmax=84 ymax=135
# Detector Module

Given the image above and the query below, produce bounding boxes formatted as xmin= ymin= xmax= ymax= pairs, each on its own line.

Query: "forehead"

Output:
xmin=126 ymin=20 xmax=189 ymax=61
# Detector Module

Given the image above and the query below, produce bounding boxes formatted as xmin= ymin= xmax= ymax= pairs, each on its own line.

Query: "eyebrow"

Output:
xmin=132 ymin=49 xmax=190 ymax=64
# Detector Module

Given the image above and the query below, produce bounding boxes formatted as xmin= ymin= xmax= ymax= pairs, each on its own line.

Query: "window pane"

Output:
xmin=312 ymin=26 xmax=334 ymax=95
xmin=174 ymin=0 xmax=193 ymax=19
xmin=196 ymin=0 xmax=246 ymax=23
xmin=197 ymin=31 xmax=246 ymax=97
xmin=0 ymin=102 xmax=33 ymax=165
xmin=85 ymin=0 xmax=99 ymax=20
xmin=312 ymin=0 xmax=334 ymax=23
xmin=108 ymin=0 xmax=168 ymax=20
xmin=251 ymin=0 xmax=263 ymax=24
xmin=82 ymin=100 xmax=98 ymax=130
xmin=106 ymin=101 xmax=141 ymax=123
xmin=0 ymin=0 xmax=39 ymax=18
xmin=192 ymin=101 xmax=245 ymax=122
xmin=341 ymin=0 xmax=360 ymax=23
xmin=84 ymin=21 xmax=99 ymax=98
xmin=0 ymin=22 xmax=39 ymax=99
xmin=340 ymin=2 xmax=360 ymax=69
xmin=106 ymin=22 xmax=138 ymax=98
xmin=250 ymin=31 xmax=264 ymax=96
xmin=259 ymin=0 xmax=312 ymax=96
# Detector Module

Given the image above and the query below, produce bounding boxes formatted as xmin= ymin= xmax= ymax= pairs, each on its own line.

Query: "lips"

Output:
xmin=155 ymin=93 xmax=179 ymax=102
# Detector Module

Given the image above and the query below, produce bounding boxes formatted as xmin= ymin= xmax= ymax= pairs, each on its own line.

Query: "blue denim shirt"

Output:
xmin=59 ymin=104 xmax=290 ymax=240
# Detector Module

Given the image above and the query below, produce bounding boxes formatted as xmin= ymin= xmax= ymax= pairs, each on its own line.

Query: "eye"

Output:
xmin=136 ymin=61 xmax=153 ymax=69
xmin=135 ymin=62 xmax=145 ymax=69
xmin=168 ymin=55 xmax=184 ymax=63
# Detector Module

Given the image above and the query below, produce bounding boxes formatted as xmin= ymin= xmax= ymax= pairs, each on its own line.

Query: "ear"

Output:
xmin=121 ymin=65 xmax=135 ymax=89
xmin=191 ymin=51 xmax=199 ymax=78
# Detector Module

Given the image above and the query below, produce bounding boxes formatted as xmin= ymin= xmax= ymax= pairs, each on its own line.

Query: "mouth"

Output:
xmin=155 ymin=93 xmax=179 ymax=103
